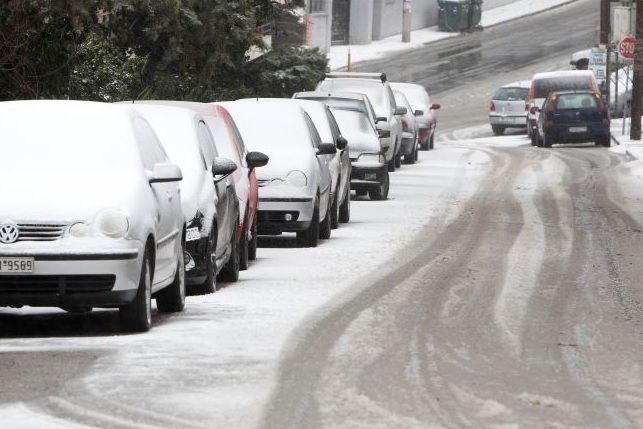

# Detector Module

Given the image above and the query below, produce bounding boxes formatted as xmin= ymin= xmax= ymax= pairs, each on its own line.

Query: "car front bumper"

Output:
xmin=256 ymin=185 xmax=315 ymax=235
xmin=0 ymin=239 xmax=143 ymax=308
xmin=350 ymin=162 xmax=388 ymax=192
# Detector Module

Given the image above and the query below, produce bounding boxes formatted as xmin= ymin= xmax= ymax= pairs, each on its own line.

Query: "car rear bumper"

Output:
xmin=489 ymin=114 xmax=528 ymax=128
xmin=545 ymin=125 xmax=610 ymax=144
xmin=401 ymin=132 xmax=416 ymax=155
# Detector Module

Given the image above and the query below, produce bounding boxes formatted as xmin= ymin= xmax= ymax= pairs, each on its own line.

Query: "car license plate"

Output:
xmin=569 ymin=126 xmax=587 ymax=133
xmin=186 ymin=227 xmax=200 ymax=242
xmin=365 ymin=173 xmax=377 ymax=180
xmin=0 ymin=257 xmax=34 ymax=273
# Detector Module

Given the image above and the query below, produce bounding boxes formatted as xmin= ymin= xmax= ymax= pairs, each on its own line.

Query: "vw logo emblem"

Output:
xmin=0 ymin=224 xmax=19 ymax=244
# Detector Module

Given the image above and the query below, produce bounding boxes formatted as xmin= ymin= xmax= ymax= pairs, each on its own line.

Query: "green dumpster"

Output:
xmin=438 ymin=0 xmax=471 ymax=32
xmin=469 ymin=0 xmax=483 ymax=29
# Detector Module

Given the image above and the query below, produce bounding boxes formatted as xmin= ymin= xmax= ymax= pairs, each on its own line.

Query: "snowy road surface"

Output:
xmin=3 ymin=128 xmax=643 ymax=428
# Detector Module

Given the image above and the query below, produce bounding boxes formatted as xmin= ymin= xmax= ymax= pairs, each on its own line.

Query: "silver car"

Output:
xmin=127 ymin=103 xmax=241 ymax=293
xmin=316 ymin=72 xmax=406 ymax=172
xmin=389 ymin=82 xmax=441 ymax=150
xmin=0 ymin=100 xmax=186 ymax=332
xmin=488 ymin=80 xmax=530 ymax=135
xmin=393 ymin=89 xmax=419 ymax=164
xmin=220 ymin=100 xmax=336 ymax=248
xmin=330 ymin=105 xmax=389 ymax=200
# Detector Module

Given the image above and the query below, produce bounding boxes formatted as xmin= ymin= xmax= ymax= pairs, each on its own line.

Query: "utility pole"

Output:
xmin=600 ymin=0 xmax=610 ymax=44
xmin=631 ymin=1 xmax=643 ymax=140
xmin=402 ymin=0 xmax=412 ymax=43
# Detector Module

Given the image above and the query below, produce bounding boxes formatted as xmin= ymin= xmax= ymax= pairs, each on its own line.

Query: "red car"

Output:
xmin=208 ymin=103 xmax=269 ymax=269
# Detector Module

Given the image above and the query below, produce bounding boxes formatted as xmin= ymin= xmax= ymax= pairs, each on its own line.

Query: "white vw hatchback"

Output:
xmin=0 ymin=100 xmax=186 ymax=332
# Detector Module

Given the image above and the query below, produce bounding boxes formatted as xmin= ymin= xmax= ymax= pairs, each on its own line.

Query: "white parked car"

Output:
xmin=392 ymin=89 xmax=419 ymax=164
xmin=0 ymin=100 xmax=186 ymax=332
xmin=220 ymin=99 xmax=336 ymax=247
xmin=316 ymin=72 xmax=406 ymax=172
xmin=127 ymin=103 xmax=240 ymax=293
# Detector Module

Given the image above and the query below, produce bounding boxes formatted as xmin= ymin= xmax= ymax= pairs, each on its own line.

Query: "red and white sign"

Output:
xmin=619 ymin=36 xmax=635 ymax=59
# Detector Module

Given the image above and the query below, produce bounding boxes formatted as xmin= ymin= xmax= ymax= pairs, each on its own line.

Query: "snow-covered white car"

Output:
xmin=488 ymin=80 xmax=530 ymax=135
xmin=392 ymin=89 xmax=419 ymax=164
xmin=220 ymin=99 xmax=336 ymax=248
xmin=0 ymin=100 xmax=186 ymax=332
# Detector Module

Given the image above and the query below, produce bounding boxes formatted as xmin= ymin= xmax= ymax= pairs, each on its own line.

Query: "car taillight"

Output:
xmin=530 ymin=106 xmax=537 ymax=115
xmin=490 ymin=101 xmax=496 ymax=111
xmin=401 ymin=120 xmax=409 ymax=128
xmin=525 ymin=103 xmax=529 ymax=112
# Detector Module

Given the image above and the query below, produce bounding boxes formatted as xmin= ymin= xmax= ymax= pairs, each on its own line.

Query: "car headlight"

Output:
xmin=357 ymin=153 xmax=384 ymax=163
xmin=286 ymin=170 xmax=308 ymax=187
xmin=69 ymin=208 xmax=129 ymax=239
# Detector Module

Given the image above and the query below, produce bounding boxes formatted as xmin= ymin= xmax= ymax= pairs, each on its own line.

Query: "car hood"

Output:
xmin=254 ymin=147 xmax=316 ymax=182
xmin=1 ymin=166 xmax=145 ymax=223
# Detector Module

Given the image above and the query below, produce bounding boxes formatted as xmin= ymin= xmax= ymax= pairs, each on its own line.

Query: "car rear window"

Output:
xmin=534 ymin=76 xmax=595 ymax=99
xmin=493 ymin=87 xmax=529 ymax=101
xmin=555 ymin=93 xmax=598 ymax=110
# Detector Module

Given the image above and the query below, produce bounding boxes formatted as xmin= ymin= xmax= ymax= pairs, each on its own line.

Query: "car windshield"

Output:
xmin=320 ymin=80 xmax=387 ymax=114
xmin=493 ymin=87 xmax=529 ymax=101
xmin=331 ymin=108 xmax=376 ymax=140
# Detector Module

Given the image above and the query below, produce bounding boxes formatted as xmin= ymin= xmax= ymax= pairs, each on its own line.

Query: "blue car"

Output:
xmin=535 ymin=90 xmax=611 ymax=148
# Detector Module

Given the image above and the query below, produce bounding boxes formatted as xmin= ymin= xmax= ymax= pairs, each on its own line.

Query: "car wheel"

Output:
xmin=369 ymin=171 xmax=389 ymax=200
xmin=429 ymin=133 xmax=435 ymax=150
xmin=403 ymin=145 xmax=416 ymax=164
xmin=330 ymin=189 xmax=339 ymax=229
xmin=387 ymin=156 xmax=396 ymax=172
xmin=414 ymin=144 xmax=419 ymax=161
xmin=297 ymin=198 xmax=319 ymax=248
xmin=339 ymin=185 xmax=350 ymax=223
xmin=239 ymin=214 xmax=249 ymax=271
xmin=156 ymin=246 xmax=186 ymax=313
xmin=531 ymin=131 xmax=538 ymax=146
xmin=394 ymin=153 xmax=402 ymax=168
xmin=491 ymin=125 xmax=505 ymax=135
xmin=193 ymin=228 xmax=217 ymax=294
xmin=543 ymin=133 xmax=552 ymax=148
xmin=219 ymin=224 xmax=240 ymax=283
xmin=319 ymin=197 xmax=332 ymax=240
xmin=248 ymin=213 xmax=258 ymax=261
xmin=597 ymin=136 xmax=611 ymax=147
xmin=119 ymin=251 xmax=152 ymax=332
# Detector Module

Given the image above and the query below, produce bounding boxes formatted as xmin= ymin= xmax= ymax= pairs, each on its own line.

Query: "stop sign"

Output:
xmin=619 ymin=36 xmax=635 ymax=59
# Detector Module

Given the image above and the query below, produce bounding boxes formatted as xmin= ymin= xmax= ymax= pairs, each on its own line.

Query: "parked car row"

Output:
xmin=0 ymin=74 xmax=440 ymax=333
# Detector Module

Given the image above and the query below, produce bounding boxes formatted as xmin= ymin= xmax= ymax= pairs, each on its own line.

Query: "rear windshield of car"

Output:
xmin=493 ymin=87 xmax=529 ymax=101
xmin=555 ymin=93 xmax=598 ymax=110
xmin=534 ymin=76 xmax=595 ymax=99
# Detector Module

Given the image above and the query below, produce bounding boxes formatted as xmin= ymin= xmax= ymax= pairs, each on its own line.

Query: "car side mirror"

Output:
xmin=431 ymin=103 xmax=441 ymax=110
xmin=394 ymin=106 xmax=407 ymax=115
xmin=246 ymin=151 xmax=269 ymax=169
xmin=212 ymin=156 xmax=237 ymax=181
xmin=530 ymin=106 xmax=540 ymax=114
xmin=414 ymin=109 xmax=424 ymax=116
xmin=316 ymin=142 xmax=337 ymax=156
xmin=378 ymin=129 xmax=391 ymax=139
xmin=336 ymin=136 xmax=348 ymax=151
xmin=150 ymin=162 xmax=182 ymax=184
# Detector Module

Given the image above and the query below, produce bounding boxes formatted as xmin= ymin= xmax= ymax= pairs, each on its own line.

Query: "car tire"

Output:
xmin=219 ymin=225 xmax=240 ymax=283
xmin=156 ymin=248 xmax=186 ymax=313
xmin=387 ymin=157 xmax=396 ymax=172
xmin=395 ymin=153 xmax=402 ymax=168
xmin=297 ymin=198 xmax=319 ymax=247
xmin=119 ymin=251 xmax=152 ymax=332
xmin=239 ymin=213 xmax=249 ymax=271
xmin=248 ymin=213 xmax=258 ymax=261
xmin=597 ymin=136 xmax=611 ymax=147
xmin=319 ymin=196 xmax=332 ymax=240
xmin=339 ymin=185 xmax=350 ymax=223
xmin=491 ymin=125 xmax=505 ymax=135
xmin=543 ymin=133 xmax=552 ymax=148
xmin=531 ymin=131 xmax=538 ymax=146
xmin=403 ymin=145 xmax=416 ymax=164
xmin=369 ymin=171 xmax=389 ymax=200
xmin=429 ymin=133 xmax=435 ymax=150
xmin=193 ymin=228 xmax=217 ymax=294
xmin=330 ymin=189 xmax=339 ymax=229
